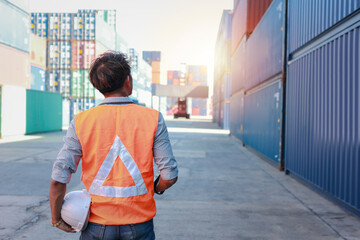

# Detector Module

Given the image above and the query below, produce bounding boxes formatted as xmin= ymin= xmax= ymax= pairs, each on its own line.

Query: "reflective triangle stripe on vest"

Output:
xmin=89 ymin=136 xmax=148 ymax=198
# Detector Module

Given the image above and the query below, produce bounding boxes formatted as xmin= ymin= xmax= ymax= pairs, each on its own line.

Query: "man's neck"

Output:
xmin=103 ymin=90 xmax=129 ymax=98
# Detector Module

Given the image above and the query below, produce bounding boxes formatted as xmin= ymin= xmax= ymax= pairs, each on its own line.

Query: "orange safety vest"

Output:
xmin=74 ymin=103 xmax=159 ymax=225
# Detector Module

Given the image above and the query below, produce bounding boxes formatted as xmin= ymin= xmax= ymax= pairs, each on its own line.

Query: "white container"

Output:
xmin=1 ymin=85 xmax=26 ymax=137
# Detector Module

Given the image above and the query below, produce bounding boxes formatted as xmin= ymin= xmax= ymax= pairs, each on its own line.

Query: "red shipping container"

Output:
xmin=71 ymin=41 xmax=85 ymax=69
xmin=84 ymin=41 xmax=95 ymax=69
xmin=232 ymin=0 xmax=273 ymax=54
xmin=192 ymin=107 xmax=200 ymax=116
xmin=167 ymin=70 xmax=173 ymax=79
xmin=0 ymin=44 xmax=29 ymax=88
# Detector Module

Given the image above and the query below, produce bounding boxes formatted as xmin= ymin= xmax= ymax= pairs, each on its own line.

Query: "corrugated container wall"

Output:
xmin=30 ymin=34 xmax=46 ymax=68
xmin=230 ymin=37 xmax=246 ymax=95
xmin=30 ymin=65 xmax=46 ymax=91
xmin=213 ymin=10 xmax=232 ymax=129
xmin=244 ymin=79 xmax=282 ymax=163
xmin=0 ymin=44 xmax=29 ymax=88
xmin=285 ymin=21 xmax=360 ymax=214
xmin=0 ymin=0 xmax=30 ymax=52
xmin=31 ymin=13 xmax=48 ymax=38
xmin=288 ymin=0 xmax=360 ymax=54
xmin=71 ymin=70 xmax=94 ymax=98
xmin=231 ymin=0 xmax=273 ymax=53
xmin=26 ymin=90 xmax=62 ymax=134
xmin=72 ymin=41 xmax=95 ymax=69
xmin=229 ymin=90 xmax=244 ymax=142
xmin=245 ymin=0 xmax=284 ymax=90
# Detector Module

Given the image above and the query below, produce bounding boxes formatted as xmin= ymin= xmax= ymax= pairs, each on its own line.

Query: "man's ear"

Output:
xmin=124 ymin=75 xmax=130 ymax=87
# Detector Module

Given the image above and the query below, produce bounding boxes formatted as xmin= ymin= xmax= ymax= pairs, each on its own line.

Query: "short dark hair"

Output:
xmin=89 ymin=51 xmax=131 ymax=94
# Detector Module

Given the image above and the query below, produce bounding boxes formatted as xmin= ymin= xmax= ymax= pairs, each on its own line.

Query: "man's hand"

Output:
xmin=56 ymin=219 xmax=76 ymax=233
xmin=50 ymin=180 xmax=76 ymax=233
xmin=154 ymin=175 xmax=178 ymax=193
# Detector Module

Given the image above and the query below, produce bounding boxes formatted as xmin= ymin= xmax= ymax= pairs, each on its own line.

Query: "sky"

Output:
xmin=29 ymin=0 xmax=233 ymax=86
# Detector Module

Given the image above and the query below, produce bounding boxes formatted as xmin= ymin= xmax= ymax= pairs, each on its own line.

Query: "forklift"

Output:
xmin=174 ymin=97 xmax=190 ymax=119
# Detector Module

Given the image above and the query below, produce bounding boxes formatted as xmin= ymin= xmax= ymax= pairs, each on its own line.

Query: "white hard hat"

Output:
xmin=61 ymin=190 xmax=91 ymax=232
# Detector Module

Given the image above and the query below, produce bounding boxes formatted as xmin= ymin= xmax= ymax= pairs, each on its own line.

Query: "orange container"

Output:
xmin=30 ymin=34 xmax=46 ymax=68
xmin=232 ymin=0 xmax=273 ymax=53
xmin=173 ymin=78 xmax=180 ymax=85
xmin=152 ymin=72 xmax=160 ymax=84
xmin=0 ymin=44 xmax=29 ymax=88
xmin=151 ymin=61 xmax=160 ymax=73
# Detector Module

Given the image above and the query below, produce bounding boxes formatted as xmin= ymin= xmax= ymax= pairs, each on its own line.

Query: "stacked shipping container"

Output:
xmin=285 ymin=1 xmax=360 ymax=216
xmin=142 ymin=51 xmax=161 ymax=84
xmin=0 ymin=0 xmax=30 ymax=137
xmin=30 ymin=34 xmax=46 ymax=91
xmin=213 ymin=10 xmax=232 ymax=129
xmin=187 ymin=65 xmax=208 ymax=116
xmin=30 ymin=10 xmax=118 ymax=125
xmin=230 ymin=0 xmax=284 ymax=165
xmin=226 ymin=0 xmax=360 ymax=216
xmin=166 ymin=70 xmax=182 ymax=115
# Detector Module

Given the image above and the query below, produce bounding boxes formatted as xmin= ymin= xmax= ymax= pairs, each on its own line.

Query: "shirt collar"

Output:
xmin=99 ymin=97 xmax=134 ymax=105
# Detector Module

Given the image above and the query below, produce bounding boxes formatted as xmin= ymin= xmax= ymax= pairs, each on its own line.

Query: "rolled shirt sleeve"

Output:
xmin=153 ymin=113 xmax=178 ymax=180
xmin=51 ymin=120 xmax=82 ymax=184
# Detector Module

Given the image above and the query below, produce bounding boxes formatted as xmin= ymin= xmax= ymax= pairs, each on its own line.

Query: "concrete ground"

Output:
xmin=0 ymin=119 xmax=359 ymax=240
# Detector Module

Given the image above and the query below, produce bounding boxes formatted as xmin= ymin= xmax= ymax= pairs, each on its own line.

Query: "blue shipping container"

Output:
xmin=142 ymin=51 xmax=152 ymax=66
xmin=243 ymin=79 xmax=281 ymax=163
xmin=47 ymin=70 xmax=60 ymax=92
xmin=288 ymin=0 xmax=360 ymax=54
xmin=217 ymin=100 xmax=230 ymax=130
xmin=231 ymin=37 xmax=246 ymax=95
xmin=245 ymin=0 xmax=284 ymax=90
xmin=30 ymin=65 xmax=46 ymax=91
xmin=36 ymin=13 xmax=48 ymax=38
xmin=230 ymin=90 xmax=244 ymax=142
xmin=285 ymin=24 xmax=360 ymax=214
xmin=48 ymin=13 xmax=60 ymax=40
xmin=213 ymin=102 xmax=220 ymax=125
xmin=0 ymin=0 xmax=29 ymax=52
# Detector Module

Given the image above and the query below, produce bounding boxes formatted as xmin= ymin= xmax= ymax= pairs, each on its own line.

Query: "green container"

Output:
xmin=71 ymin=70 xmax=95 ymax=98
xmin=71 ymin=70 xmax=84 ymax=98
xmin=26 ymin=90 xmax=62 ymax=134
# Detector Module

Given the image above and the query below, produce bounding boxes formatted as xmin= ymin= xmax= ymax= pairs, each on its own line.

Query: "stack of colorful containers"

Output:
xmin=30 ymin=34 xmax=46 ymax=91
xmin=0 ymin=0 xmax=30 ymax=137
xmin=165 ymin=70 xmax=182 ymax=115
xmin=187 ymin=65 xmax=208 ymax=116
xmin=30 ymin=9 xmax=118 ymax=125
xmin=213 ymin=10 xmax=232 ymax=129
xmin=143 ymin=51 xmax=161 ymax=85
